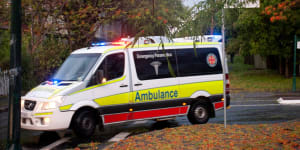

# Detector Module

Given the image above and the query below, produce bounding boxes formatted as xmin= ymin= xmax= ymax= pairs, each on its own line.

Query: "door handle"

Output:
xmin=120 ymin=84 xmax=128 ymax=87
xmin=134 ymin=83 xmax=143 ymax=86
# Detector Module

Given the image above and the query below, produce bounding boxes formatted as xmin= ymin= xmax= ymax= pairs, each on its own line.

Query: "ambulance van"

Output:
xmin=21 ymin=39 xmax=230 ymax=137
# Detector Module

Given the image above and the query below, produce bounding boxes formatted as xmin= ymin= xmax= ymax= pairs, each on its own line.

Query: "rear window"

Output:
xmin=176 ymin=48 xmax=222 ymax=76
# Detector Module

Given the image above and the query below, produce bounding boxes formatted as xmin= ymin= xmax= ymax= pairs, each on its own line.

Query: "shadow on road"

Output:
xmin=38 ymin=131 xmax=61 ymax=147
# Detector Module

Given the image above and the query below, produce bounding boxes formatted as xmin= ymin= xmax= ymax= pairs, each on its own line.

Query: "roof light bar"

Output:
xmin=111 ymin=40 xmax=130 ymax=46
xmin=91 ymin=42 xmax=107 ymax=46
xmin=91 ymin=40 xmax=131 ymax=47
xmin=46 ymin=79 xmax=60 ymax=85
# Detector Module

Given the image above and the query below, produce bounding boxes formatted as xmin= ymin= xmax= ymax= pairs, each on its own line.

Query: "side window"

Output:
xmin=176 ymin=48 xmax=222 ymax=76
xmin=133 ymin=50 xmax=177 ymax=80
xmin=99 ymin=53 xmax=125 ymax=81
xmin=89 ymin=53 xmax=124 ymax=86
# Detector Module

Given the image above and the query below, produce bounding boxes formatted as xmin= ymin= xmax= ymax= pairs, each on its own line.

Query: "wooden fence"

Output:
xmin=0 ymin=70 xmax=9 ymax=96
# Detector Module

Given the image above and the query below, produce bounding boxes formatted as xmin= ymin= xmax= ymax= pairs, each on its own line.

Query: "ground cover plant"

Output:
xmin=104 ymin=121 xmax=300 ymax=150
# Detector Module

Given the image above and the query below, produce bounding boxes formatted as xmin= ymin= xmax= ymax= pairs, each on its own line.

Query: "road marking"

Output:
xmin=132 ymin=120 xmax=148 ymax=125
xmin=277 ymin=97 xmax=300 ymax=104
xmin=233 ymin=100 xmax=276 ymax=102
xmin=22 ymin=147 xmax=35 ymax=150
xmin=231 ymin=104 xmax=281 ymax=107
xmin=108 ymin=132 xmax=130 ymax=142
xmin=40 ymin=137 xmax=71 ymax=150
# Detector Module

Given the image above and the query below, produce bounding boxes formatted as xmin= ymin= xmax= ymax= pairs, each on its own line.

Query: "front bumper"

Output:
xmin=21 ymin=108 xmax=74 ymax=131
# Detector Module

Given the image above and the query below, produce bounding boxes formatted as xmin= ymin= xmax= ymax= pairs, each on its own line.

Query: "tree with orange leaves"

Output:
xmin=235 ymin=0 xmax=300 ymax=77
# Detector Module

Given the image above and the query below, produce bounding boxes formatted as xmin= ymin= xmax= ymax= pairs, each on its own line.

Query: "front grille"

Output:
xmin=24 ymin=100 xmax=36 ymax=111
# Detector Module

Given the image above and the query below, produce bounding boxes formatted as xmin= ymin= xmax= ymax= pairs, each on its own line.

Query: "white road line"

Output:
xmin=40 ymin=137 xmax=71 ymax=150
xmin=22 ymin=147 xmax=36 ymax=150
xmin=132 ymin=120 xmax=148 ymax=125
xmin=231 ymin=104 xmax=281 ymax=107
xmin=233 ymin=100 xmax=276 ymax=102
xmin=277 ymin=97 xmax=300 ymax=104
xmin=108 ymin=132 xmax=131 ymax=142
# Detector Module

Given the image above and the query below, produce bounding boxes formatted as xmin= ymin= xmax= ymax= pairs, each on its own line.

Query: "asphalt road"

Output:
xmin=192 ymin=99 xmax=300 ymax=125
xmin=1 ymin=93 xmax=300 ymax=149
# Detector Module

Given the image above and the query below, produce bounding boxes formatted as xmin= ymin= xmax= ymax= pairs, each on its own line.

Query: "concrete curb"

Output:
xmin=277 ymin=97 xmax=300 ymax=104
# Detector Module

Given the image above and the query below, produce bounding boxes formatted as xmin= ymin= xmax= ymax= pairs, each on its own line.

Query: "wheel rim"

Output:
xmin=194 ymin=106 xmax=206 ymax=119
xmin=82 ymin=117 xmax=93 ymax=129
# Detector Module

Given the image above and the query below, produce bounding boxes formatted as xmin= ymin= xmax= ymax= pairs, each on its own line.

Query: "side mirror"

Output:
xmin=88 ymin=69 xmax=105 ymax=87
xmin=97 ymin=70 xmax=105 ymax=83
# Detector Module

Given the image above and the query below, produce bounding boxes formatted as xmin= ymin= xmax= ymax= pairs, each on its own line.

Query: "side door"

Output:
xmin=128 ymin=49 xmax=186 ymax=121
xmin=89 ymin=51 xmax=130 ymax=124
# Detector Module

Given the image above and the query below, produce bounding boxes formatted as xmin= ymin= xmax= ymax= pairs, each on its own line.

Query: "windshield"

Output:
xmin=51 ymin=53 xmax=101 ymax=81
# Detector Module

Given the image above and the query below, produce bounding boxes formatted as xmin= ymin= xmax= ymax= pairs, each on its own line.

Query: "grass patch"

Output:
xmin=229 ymin=56 xmax=300 ymax=92
xmin=105 ymin=121 xmax=300 ymax=150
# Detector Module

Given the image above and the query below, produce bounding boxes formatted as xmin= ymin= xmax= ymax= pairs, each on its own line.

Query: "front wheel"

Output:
xmin=187 ymin=102 xmax=209 ymax=124
xmin=72 ymin=110 xmax=96 ymax=138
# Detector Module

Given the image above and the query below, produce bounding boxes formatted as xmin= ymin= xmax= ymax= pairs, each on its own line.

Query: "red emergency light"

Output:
xmin=111 ymin=40 xmax=131 ymax=46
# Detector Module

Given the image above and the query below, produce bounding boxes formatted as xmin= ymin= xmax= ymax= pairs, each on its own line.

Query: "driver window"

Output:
xmin=89 ymin=52 xmax=125 ymax=86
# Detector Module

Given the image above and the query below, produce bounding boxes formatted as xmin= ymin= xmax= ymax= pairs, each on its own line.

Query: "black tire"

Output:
xmin=187 ymin=102 xmax=209 ymax=124
xmin=72 ymin=110 xmax=96 ymax=138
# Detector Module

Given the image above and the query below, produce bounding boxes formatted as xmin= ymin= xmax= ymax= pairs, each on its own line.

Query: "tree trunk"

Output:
xmin=285 ymin=58 xmax=289 ymax=78
xmin=298 ymin=64 xmax=300 ymax=76
xmin=210 ymin=16 xmax=214 ymax=35
xmin=279 ymin=57 xmax=283 ymax=75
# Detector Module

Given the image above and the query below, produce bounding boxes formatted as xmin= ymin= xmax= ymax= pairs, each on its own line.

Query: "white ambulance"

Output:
xmin=21 ymin=38 xmax=230 ymax=137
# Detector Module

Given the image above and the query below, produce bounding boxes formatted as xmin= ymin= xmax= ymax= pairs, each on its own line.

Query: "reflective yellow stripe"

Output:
xmin=34 ymin=112 xmax=53 ymax=116
xmin=104 ymin=42 xmax=220 ymax=54
xmin=59 ymin=104 xmax=73 ymax=111
xmin=94 ymin=92 xmax=130 ymax=106
xmin=69 ymin=76 xmax=126 ymax=95
xmin=93 ymin=80 xmax=223 ymax=106
xmin=179 ymin=80 xmax=223 ymax=98
xmin=104 ymin=46 xmax=127 ymax=53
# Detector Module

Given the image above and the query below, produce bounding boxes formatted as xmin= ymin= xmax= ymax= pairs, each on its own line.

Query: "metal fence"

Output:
xmin=0 ymin=70 xmax=9 ymax=96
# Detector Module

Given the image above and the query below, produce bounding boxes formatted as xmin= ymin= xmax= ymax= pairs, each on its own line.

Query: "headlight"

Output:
xmin=21 ymin=99 xmax=25 ymax=109
xmin=42 ymin=102 xmax=58 ymax=110
xmin=41 ymin=96 xmax=63 ymax=110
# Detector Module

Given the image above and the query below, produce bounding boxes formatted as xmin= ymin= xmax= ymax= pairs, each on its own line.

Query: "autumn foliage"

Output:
xmin=0 ymin=0 xmax=184 ymax=86
xmin=106 ymin=121 xmax=300 ymax=150
xmin=262 ymin=0 xmax=299 ymax=23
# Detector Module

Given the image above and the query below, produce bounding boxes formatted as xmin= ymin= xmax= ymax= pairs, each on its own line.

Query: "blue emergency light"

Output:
xmin=47 ymin=79 xmax=61 ymax=85
xmin=91 ymin=42 xmax=107 ymax=46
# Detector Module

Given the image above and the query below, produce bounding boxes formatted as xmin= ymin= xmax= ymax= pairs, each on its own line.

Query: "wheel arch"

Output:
xmin=69 ymin=100 xmax=99 ymax=111
xmin=69 ymin=106 xmax=102 ymax=129
xmin=190 ymin=91 xmax=211 ymax=98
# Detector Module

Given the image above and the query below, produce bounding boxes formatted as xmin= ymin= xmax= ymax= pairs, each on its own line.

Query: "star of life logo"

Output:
xmin=206 ymin=53 xmax=217 ymax=67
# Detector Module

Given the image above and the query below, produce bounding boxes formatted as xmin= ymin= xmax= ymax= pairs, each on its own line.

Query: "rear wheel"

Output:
xmin=188 ymin=102 xmax=209 ymax=124
xmin=72 ymin=110 xmax=96 ymax=138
